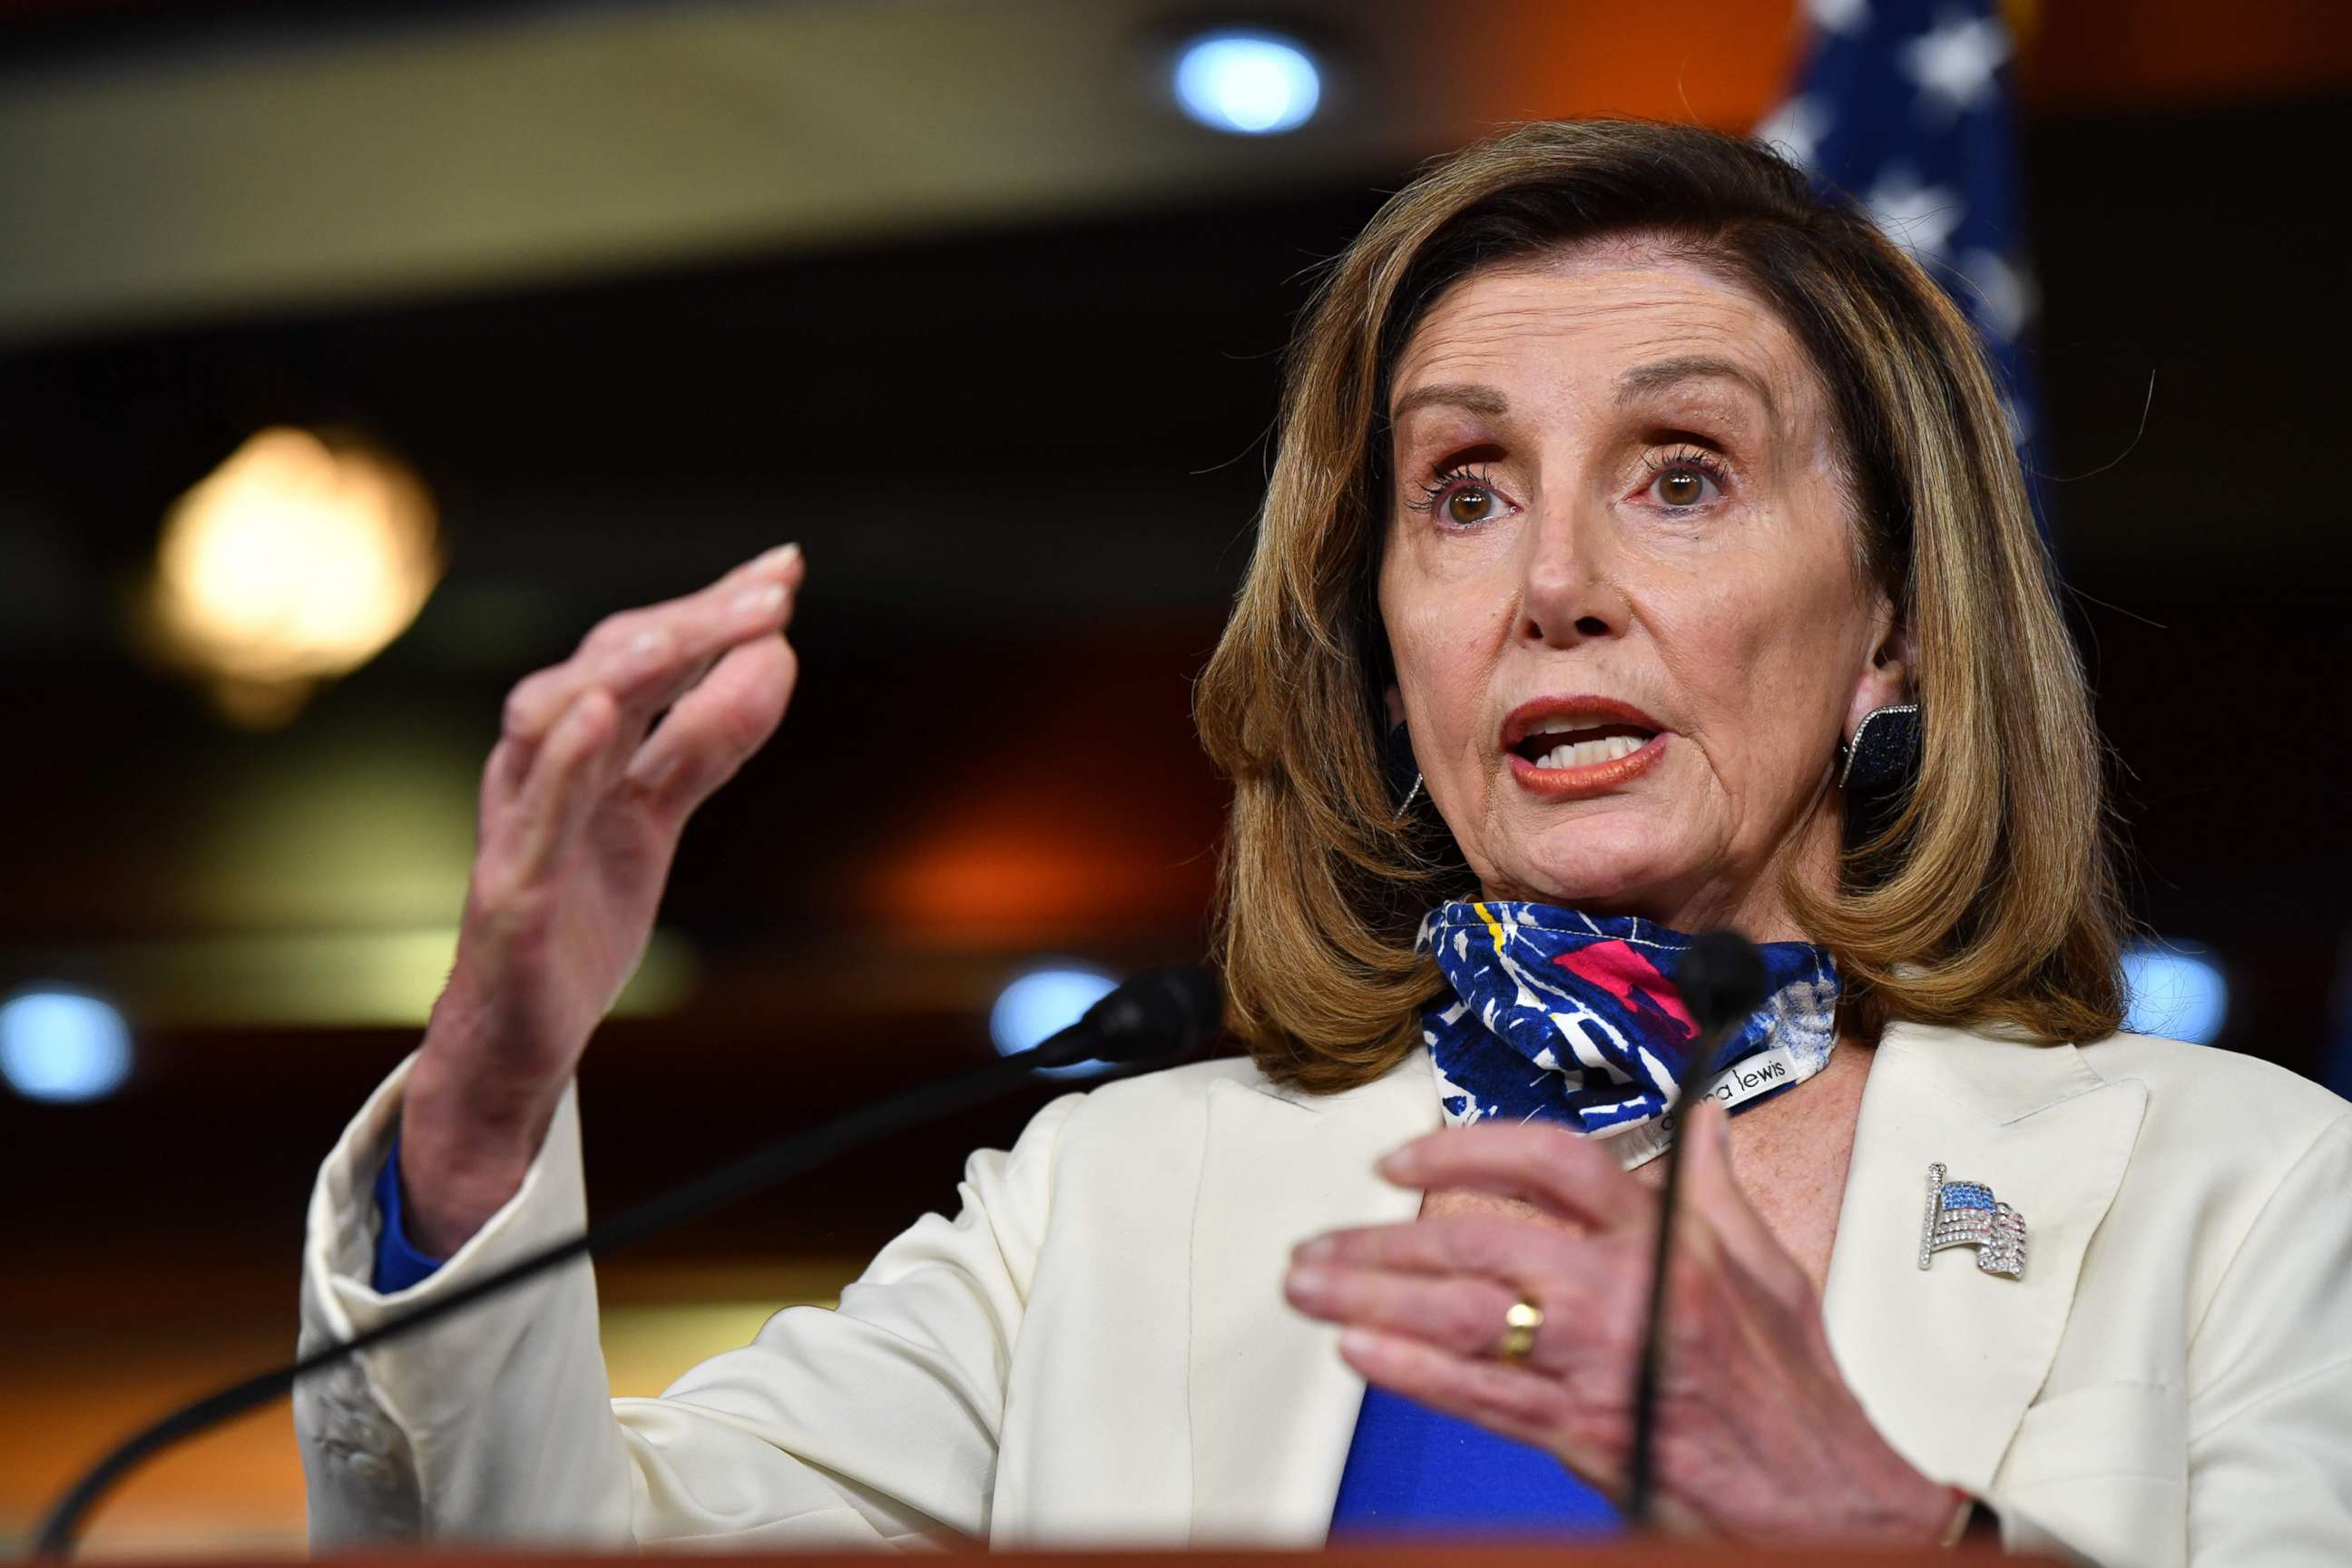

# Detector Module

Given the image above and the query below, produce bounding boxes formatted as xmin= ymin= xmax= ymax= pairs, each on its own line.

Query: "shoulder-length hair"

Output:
xmin=1193 ymin=117 xmax=2125 ymax=1093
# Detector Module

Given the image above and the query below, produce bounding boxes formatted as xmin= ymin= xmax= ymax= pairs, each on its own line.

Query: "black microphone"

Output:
xmin=33 ymin=963 xmax=1224 ymax=1557
xmin=1624 ymin=931 xmax=1769 ymax=1527
xmin=1028 ymin=963 xmax=1223 ymax=1069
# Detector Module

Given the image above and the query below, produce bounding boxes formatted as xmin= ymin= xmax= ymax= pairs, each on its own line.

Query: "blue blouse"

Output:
xmin=376 ymin=1145 xmax=1619 ymax=1538
xmin=370 ymin=1132 xmax=447 ymax=1293
xmin=1328 ymin=1383 xmax=1622 ymax=1539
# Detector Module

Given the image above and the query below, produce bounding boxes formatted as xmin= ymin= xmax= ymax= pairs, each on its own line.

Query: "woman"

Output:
xmin=297 ymin=120 xmax=2352 ymax=1563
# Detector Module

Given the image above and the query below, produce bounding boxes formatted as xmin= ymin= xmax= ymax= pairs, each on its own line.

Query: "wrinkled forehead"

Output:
xmin=1387 ymin=240 xmax=1828 ymax=450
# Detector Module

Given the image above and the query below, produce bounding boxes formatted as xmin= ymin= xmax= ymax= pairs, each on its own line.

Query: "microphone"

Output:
xmin=33 ymin=963 xmax=1224 ymax=1557
xmin=1624 ymin=931 xmax=1769 ymax=1527
xmin=1028 ymin=964 xmax=1223 ymax=1069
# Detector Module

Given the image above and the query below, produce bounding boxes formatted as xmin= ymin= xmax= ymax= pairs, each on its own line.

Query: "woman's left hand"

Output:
xmin=1282 ymin=1096 xmax=1956 ymax=1544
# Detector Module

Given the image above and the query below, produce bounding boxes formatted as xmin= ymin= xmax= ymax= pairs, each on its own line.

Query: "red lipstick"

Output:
xmin=1499 ymin=694 xmax=1671 ymax=800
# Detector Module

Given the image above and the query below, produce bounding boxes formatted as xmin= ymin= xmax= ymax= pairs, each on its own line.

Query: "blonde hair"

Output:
xmin=1193 ymin=118 xmax=2125 ymax=1093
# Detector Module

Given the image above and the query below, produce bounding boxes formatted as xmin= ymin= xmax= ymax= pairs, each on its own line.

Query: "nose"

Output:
xmin=1514 ymin=498 xmax=1627 ymax=648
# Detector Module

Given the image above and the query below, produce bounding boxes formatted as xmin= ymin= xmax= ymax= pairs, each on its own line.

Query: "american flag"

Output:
xmin=1754 ymin=0 xmax=2044 ymax=532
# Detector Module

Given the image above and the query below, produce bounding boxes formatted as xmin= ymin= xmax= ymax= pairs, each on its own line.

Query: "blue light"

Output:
xmin=1173 ymin=31 xmax=1321 ymax=136
xmin=2121 ymin=939 xmax=2230 ymax=1045
xmin=1 ymin=986 xmax=133 ymax=1103
xmin=992 ymin=964 xmax=1119 ymax=1079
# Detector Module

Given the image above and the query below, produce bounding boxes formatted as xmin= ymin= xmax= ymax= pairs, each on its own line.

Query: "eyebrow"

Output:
xmin=1387 ymin=356 xmax=1780 ymax=429
xmin=1614 ymin=355 xmax=1779 ymax=422
xmin=1387 ymin=382 xmax=1511 ymax=424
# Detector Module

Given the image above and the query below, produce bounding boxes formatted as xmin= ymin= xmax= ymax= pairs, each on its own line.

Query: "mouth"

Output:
xmin=1499 ymin=696 xmax=1669 ymax=794
xmin=1511 ymin=723 xmax=1655 ymax=770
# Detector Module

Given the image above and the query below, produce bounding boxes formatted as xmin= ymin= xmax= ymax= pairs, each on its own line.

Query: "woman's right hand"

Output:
xmin=397 ymin=544 xmax=808 ymax=1258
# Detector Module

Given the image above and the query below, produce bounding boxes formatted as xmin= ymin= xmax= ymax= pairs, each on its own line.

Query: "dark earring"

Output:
xmin=1384 ymin=720 xmax=1425 ymax=813
xmin=1838 ymin=701 xmax=1922 ymax=845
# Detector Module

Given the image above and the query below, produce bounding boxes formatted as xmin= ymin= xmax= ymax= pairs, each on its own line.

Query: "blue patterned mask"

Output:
xmin=1415 ymin=901 xmax=1841 ymax=1169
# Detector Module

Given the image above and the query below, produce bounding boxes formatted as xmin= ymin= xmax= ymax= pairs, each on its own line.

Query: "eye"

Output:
xmin=1640 ymin=447 xmax=1730 ymax=511
xmin=1408 ymin=465 xmax=1516 ymax=528
xmin=1444 ymin=480 xmax=1506 ymax=526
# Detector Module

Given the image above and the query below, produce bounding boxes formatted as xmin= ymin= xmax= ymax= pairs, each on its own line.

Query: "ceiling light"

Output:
xmin=141 ymin=426 xmax=443 ymax=728
xmin=1 ymin=986 xmax=133 ymax=1103
xmin=1173 ymin=30 xmax=1321 ymax=136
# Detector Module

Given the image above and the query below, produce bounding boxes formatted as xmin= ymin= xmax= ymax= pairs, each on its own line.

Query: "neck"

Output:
xmin=1689 ymin=1034 xmax=1877 ymax=1293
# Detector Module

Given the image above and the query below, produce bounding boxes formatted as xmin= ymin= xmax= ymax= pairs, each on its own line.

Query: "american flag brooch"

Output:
xmin=1918 ymin=1162 xmax=2026 ymax=1279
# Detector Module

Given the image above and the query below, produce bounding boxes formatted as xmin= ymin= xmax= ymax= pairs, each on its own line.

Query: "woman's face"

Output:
xmin=1377 ymin=240 xmax=1908 ymax=939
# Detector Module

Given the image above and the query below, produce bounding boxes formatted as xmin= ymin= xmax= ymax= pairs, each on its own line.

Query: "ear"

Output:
xmin=1842 ymin=597 xmax=1913 ymax=745
xmin=1382 ymin=681 xmax=1406 ymax=730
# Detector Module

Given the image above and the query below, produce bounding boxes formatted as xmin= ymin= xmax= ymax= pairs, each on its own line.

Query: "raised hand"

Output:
xmin=397 ymin=544 xmax=808 ymax=1256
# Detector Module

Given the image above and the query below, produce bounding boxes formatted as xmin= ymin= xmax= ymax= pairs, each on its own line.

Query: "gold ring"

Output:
xmin=1496 ymin=1296 xmax=1543 ymax=1363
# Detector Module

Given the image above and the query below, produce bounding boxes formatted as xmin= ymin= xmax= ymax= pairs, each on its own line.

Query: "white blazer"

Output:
xmin=297 ymin=1021 xmax=2352 ymax=1565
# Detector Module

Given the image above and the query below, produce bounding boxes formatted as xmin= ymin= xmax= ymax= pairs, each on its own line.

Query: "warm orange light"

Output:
xmin=1441 ymin=0 xmax=1800 ymax=133
xmin=142 ymin=427 xmax=443 ymax=727
xmin=874 ymin=819 xmax=1211 ymax=949
xmin=857 ymin=637 xmax=1230 ymax=951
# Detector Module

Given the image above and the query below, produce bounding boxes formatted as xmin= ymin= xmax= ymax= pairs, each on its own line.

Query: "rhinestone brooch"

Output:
xmin=1919 ymin=1162 xmax=2026 ymax=1279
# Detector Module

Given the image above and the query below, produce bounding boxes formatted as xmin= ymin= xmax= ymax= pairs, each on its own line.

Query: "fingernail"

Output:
xmin=1376 ymin=1147 xmax=1420 ymax=1179
xmin=1338 ymin=1327 xmax=1380 ymax=1359
xmin=754 ymin=542 xmax=801 ymax=573
xmin=1288 ymin=1265 xmax=1328 ymax=1298
xmin=733 ymin=583 xmax=786 ymax=618
xmin=1294 ymin=1235 xmax=1336 ymax=1262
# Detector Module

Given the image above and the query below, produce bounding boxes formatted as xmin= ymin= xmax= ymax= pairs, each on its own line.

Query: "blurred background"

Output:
xmin=1 ymin=0 xmax=2346 ymax=1553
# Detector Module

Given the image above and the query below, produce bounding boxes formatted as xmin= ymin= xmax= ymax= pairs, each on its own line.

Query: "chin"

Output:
xmin=1481 ymin=815 xmax=1708 ymax=921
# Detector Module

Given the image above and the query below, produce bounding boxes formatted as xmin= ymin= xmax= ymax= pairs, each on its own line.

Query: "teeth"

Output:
xmin=1534 ymin=733 xmax=1646 ymax=769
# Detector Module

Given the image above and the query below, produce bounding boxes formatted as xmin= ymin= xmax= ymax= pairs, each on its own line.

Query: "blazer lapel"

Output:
xmin=1185 ymin=1050 xmax=1439 ymax=1546
xmin=1822 ymin=1022 xmax=2148 ymax=1493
